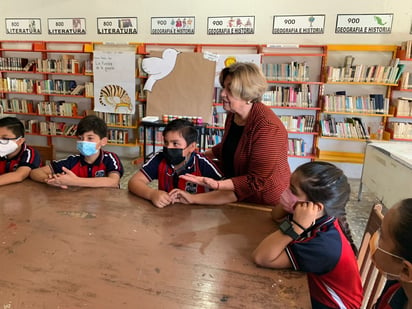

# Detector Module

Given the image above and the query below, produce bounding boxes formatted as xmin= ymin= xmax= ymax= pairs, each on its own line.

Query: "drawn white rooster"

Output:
xmin=142 ymin=48 xmax=181 ymax=92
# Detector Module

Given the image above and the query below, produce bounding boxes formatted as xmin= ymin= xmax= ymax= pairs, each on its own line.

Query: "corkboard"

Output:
xmin=146 ymin=52 xmax=216 ymax=124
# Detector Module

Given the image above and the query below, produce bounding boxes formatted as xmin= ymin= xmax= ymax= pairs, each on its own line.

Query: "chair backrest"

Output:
xmin=31 ymin=144 xmax=55 ymax=165
xmin=357 ymin=203 xmax=386 ymax=309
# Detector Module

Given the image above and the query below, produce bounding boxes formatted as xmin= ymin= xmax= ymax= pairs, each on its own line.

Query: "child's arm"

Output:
xmin=30 ymin=165 xmax=53 ymax=183
xmin=46 ymin=167 xmax=120 ymax=188
xmin=0 ymin=166 xmax=31 ymax=185
xmin=128 ymin=171 xmax=173 ymax=208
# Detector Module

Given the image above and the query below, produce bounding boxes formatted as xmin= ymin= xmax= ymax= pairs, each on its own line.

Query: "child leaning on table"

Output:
xmin=370 ymin=198 xmax=412 ymax=309
xmin=128 ymin=118 xmax=222 ymax=208
xmin=252 ymin=161 xmax=363 ymax=309
xmin=0 ymin=116 xmax=41 ymax=185
xmin=30 ymin=115 xmax=123 ymax=189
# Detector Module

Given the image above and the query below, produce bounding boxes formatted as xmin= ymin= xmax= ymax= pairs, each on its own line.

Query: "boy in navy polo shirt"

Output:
xmin=0 ymin=116 xmax=41 ymax=185
xmin=30 ymin=115 xmax=123 ymax=189
xmin=128 ymin=119 xmax=222 ymax=208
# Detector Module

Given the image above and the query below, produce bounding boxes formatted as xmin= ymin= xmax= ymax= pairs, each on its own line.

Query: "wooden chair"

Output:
xmin=31 ymin=145 xmax=55 ymax=165
xmin=357 ymin=203 xmax=386 ymax=309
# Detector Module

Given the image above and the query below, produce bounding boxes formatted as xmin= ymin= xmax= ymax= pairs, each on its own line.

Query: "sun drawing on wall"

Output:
xmin=224 ymin=56 xmax=237 ymax=68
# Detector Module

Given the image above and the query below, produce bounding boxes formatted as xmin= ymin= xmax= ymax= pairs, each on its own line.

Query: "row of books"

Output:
xmin=323 ymin=93 xmax=389 ymax=114
xmin=0 ymin=98 xmax=35 ymax=114
xmin=85 ymin=82 xmax=94 ymax=97
xmin=0 ymin=78 xmax=35 ymax=93
xmin=387 ymin=122 xmax=412 ymax=140
xmin=37 ymin=101 xmax=79 ymax=117
xmin=279 ymin=115 xmax=316 ymax=133
xmin=262 ymin=84 xmax=314 ymax=108
xmin=392 ymin=98 xmax=412 ymax=117
xmin=22 ymin=119 xmax=77 ymax=136
xmin=0 ymin=57 xmax=33 ymax=71
xmin=36 ymin=79 xmax=84 ymax=96
xmin=320 ymin=116 xmax=370 ymax=139
xmin=326 ymin=62 xmax=404 ymax=84
xmin=94 ymin=111 xmax=134 ymax=127
xmin=399 ymin=72 xmax=412 ymax=89
xmin=261 ymin=62 xmax=310 ymax=82
xmin=287 ymin=138 xmax=308 ymax=156
xmin=400 ymin=40 xmax=412 ymax=59
xmin=212 ymin=107 xmax=226 ymax=128
xmin=36 ymin=57 xmax=82 ymax=74
xmin=107 ymin=129 xmax=130 ymax=144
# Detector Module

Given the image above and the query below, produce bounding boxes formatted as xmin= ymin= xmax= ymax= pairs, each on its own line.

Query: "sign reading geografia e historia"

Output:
xmin=151 ymin=17 xmax=195 ymax=35
xmin=207 ymin=16 xmax=255 ymax=35
xmin=48 ymin=18 xmax=86 ymax=35
xmin=5 ymin=18 xmax=41 ymax=34
xmin=335 ymin=14 xmax=393 ymax=33
xmin=273 ymin=15 xmax=325 ymax=34
xmin=97 ymin=17 xmax=137 ymax=34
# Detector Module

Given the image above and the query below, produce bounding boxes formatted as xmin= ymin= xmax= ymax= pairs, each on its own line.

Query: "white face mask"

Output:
xmin=0 ymin=137 xmax=21 ymax=157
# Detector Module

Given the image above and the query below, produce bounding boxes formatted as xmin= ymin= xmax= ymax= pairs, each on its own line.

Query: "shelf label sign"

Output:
xmin=97 ymin=17 xmax=137 ymax=34
xmin=335 ymin=14 xmax=393 ymax=34
xmin=48 ymin=18 xmax=86 ymax=35
xmin=272 ymin=15 xmax=325 ymax=34
xmin=5 ymin=18 xmax=41 ymax=34
xmin=151 ymin=17 xmax=195 ymax=35
xmin=207 ymin=16 xmax=255 ymax=35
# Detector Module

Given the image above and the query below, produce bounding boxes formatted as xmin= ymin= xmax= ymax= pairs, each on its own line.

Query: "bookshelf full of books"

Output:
xmin=386 ymin=42 xmax=412 ymax=141
xmin=0 ymin=40 xmax=96 ymax=156
xmin=260 ymin=44 xmax=325 ymax=170
xmin=318 ymin=44 xmax=399 ymax=164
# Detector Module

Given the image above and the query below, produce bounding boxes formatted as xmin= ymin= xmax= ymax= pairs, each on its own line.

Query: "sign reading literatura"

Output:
xmin=207 ymin=16 xmax=255 ymax=35
xmin=151 ymin=17 xmax=195 ymax=35
xmin=97 ymin=17 xmax=137 ymax=34
xmin=272 ymin=15 xmax=325 ymax=34
xmin=5 ymin=18 xmax=41 ymax=34
xmin=48 ymin=18 xmax=86 ymax=35
xmin=335 ymin=14 xmax=393 ymax=34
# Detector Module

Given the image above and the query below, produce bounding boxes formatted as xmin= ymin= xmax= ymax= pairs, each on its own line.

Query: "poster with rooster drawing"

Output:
xmin=94 ymin=49 xmax=135 ymax=114
xmin=143 ymin=49 xmax=216 ymax=124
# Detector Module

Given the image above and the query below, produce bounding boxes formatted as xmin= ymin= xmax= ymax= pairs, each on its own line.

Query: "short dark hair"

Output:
xmin=392 ymin=198 xmax=412 ymax=262
xmin=163 ymin=119 xmax=197 ymax=145
xmin=76 ymin=115 xmax=107 ymax=138
xmin=0 ymin=117 xmax=25 ymax=137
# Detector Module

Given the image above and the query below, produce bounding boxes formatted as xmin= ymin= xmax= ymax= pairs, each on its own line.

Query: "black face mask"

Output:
xmin=163 ymin=147 xmax=185 ymax=166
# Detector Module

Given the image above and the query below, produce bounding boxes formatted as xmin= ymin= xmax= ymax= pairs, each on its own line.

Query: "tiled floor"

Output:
xmin=120 ymin=158 xmax=379 ymax=249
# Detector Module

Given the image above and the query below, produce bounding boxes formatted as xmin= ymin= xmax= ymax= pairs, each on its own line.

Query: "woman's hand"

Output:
xmin=169 ymin=188 xmax=197 ymax=204
xmin=179 ymin=174 xmax=219 ymax=190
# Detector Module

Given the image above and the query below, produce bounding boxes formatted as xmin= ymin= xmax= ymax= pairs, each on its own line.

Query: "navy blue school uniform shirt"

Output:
xmin=50 ymin=149 xmax=123 ymax=178
xmin=374 ymin=280 xmax=407 ymax=309
xmin=141 ymin=151 xmax=222 ymax=193
xmin=0 ymin=143 xmax=41 ymax=174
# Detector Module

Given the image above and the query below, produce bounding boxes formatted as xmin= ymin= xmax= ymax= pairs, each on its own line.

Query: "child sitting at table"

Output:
xmin=370 ymin=198 xmax=412 ymax=309
xmin=0 ymin=116 xmax=41 ymax=185
xmin=128 ymin=118 xmax=222 ymax=208
xmin=252 ymin=161 xmax=362 ymax=309
xmin=30 ymin=115 xmax=123 ymax=189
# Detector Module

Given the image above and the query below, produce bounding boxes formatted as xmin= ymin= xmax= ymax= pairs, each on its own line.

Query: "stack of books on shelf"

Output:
xmin=0 ymin=78 xmax=36 ymax=93
xmin=0 ymin=57 xmax=35 ymax=71
xmin=22 ymin=119 xmax=40 ymax=134
xmin=323 ymin=93 xmax=389 ymax=114
xmin=36 ymin=79 xmax=81 ymax=95
xmin=212 ymin=106 xmax=226 ymax=128
xmin=85 ymin=82 xmax=94 ymax=97
xmin=326 ymin=56 xmax=404 ymax=84
xmin=262 ymin=62 xmax=309 ymax=82
xmin=320 ymin=115 xmax=369 ymax=139
xmin=205 ymin=128 xmax=223 ymax=148
xmin=262 ymin=84 xmax=314 ymax=108
xmin=84 ymin=60 xmax=93 ymax=74
xmin=36 ymin=56 xmax=81 ymax=74
xmin=136 ymin=55 xmax=147 ymax=77
xmin=392 ymin=97 xmax=412 ymax=116
xmin=400 ymin=40 xmax=412 ymax=59
xmin=0 ymin=98 xmax=35 ymax=113
xmin=279 ymin=115 xmax=316 ymax=133
xmin=400 ymin=72 xmax=412 ymax=89
xmin=38 ymin=121 xmax=78 ymax=136
xmin=108 ymin=129 xmax=129 ymax=144
xmin=288 ymin=138 xmax=307 ymax=156
xmin=37 ymin=101 xmax=78 ymax=117
xmin=95 ymin=111 xmax=133 ymax=127
xmin=387 ymin=122 xmax=412 ymax=139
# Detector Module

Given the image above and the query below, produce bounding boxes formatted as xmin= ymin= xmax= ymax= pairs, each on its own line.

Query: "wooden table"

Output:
xmin=0 ymin=181 xmax=310 ymax=308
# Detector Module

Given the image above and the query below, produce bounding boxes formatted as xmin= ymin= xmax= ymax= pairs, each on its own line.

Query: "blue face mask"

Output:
xmin=77 ymin=141 xmax=98 ymax=156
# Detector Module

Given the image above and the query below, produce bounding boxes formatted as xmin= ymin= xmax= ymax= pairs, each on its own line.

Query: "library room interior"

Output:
xmin=1 ymin=0 xmax=412 ymax=308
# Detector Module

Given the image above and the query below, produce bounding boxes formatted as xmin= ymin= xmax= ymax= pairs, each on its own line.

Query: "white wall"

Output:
xmin=1 ymin=0 xmax=412 ymax=45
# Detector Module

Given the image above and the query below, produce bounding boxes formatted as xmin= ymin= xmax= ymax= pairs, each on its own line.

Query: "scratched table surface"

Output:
xmin=0 ymin=180 xmax=310 ymax=309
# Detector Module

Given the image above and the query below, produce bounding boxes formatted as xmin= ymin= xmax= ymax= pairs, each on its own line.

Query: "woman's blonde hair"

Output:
xmin=219 ymin=62 xmax=267 ymax=103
